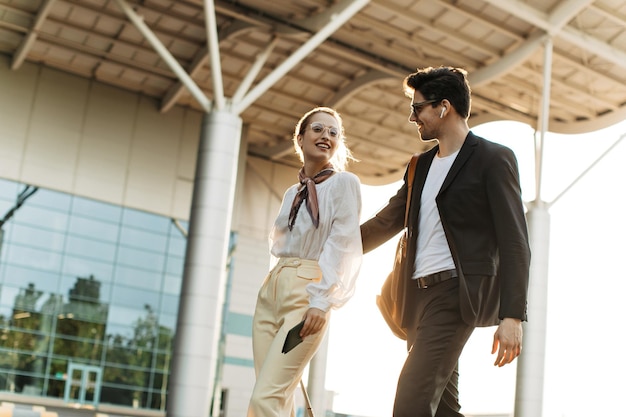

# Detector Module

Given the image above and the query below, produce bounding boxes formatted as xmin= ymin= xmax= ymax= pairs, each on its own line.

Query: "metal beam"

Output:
xmin=160 ymin=21 xmax=256 ymax=113
xmin=248 ymin=140 xmax=295 ymax=161
xmin=548 ymin=133 xmax=626 ymax=208
xmin=11 ymin=0 xmax=56 ymax=70
xmin=232 ymin=0 xmax=372 ymax=115
xmin=551 ymin=106 xmax=626 ymax=134
xmin=559 ymin=25 xmax=626 ymax=69
xmin=160 ymin=50 xmax=209 ymax=113
xmin=469 ymin=31 xmax=547 ymax=86
xmin=231 ymin=37 xmax=278 ymax=105
xmin=484 ymin=0 xmax=626 ymax=69
xmin=204 ymin=0 xmax=225 ymax=110
xmin=331 ymin=70 xmax=393 ymax=107
xmin=372 ymin=1 xmax=504 ymax=59
xmin=114 ymin=0 xmax=211 ymax=112
xmin=547 ymin=0 xmax=594 ymax=32
xmin=435 ymin=0 xmax=524 ymax=42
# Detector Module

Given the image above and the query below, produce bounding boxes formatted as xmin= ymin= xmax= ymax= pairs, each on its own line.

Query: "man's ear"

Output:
xmin=440 ymin=98 xmax=452 ymax=112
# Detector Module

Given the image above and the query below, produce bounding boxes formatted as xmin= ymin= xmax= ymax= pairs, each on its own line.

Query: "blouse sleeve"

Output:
xmin=306 ymin=172 xmax=363 ymax=311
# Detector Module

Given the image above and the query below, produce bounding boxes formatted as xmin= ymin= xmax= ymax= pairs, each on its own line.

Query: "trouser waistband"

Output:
xmin=275 ymin=257 xmax=318 ymax=268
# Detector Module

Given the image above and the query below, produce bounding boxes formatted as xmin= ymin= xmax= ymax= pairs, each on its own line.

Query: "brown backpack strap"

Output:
xmin=404 ymin=154 xmax=419 ymax=227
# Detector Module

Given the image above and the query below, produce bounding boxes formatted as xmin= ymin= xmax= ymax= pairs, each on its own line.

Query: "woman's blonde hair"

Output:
xmin=292 ymin=106 xmax=355 ymax=171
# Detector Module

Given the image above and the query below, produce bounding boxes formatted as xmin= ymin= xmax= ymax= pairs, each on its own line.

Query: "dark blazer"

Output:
xmin=361 ymin=131 xmax=530 ymax=328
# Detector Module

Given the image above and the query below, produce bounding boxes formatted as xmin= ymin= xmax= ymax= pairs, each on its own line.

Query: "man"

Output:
xmin=361 ymin=66 xmax=531 ymax=417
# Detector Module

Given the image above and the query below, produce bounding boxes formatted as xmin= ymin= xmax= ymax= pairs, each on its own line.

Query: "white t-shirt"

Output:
xmin=413 ymin=151 xmax=459 ymax=279
xmin=270 ymin=171 xmax=363 ymax=311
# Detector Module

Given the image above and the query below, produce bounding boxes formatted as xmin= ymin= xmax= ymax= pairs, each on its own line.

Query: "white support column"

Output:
xmin=534 ymin=37 xmax=552 ymax=201
xmin=307 ymin=331 xmax=330 ymax=415
xmin=166 ymin=111 xmax=242 ymax=417
xmin=515 ymin=37 xmax=553 ymax=417
xmin=515 ymin=205 xmax=550 ymax=417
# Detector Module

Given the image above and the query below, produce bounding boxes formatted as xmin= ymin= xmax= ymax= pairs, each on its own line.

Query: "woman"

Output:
xmin=247 ymin=107 xmax=362 ymax=417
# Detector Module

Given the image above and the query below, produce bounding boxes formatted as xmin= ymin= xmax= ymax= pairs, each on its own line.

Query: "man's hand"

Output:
xmin=492 ymin=317 xmax=523 ymax=367
xmin=300 ymin=308 xmax=328 ymax=338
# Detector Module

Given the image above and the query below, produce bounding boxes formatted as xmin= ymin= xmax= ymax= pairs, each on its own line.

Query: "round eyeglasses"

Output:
xmin=309 ymin=122 xmax=339 ymax=138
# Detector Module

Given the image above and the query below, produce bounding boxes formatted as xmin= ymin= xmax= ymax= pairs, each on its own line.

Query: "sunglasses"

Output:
xmin=309 ymin=122 xmax=339 ymax=138
xmin=410 ymin=99 xmax=439 ymax=115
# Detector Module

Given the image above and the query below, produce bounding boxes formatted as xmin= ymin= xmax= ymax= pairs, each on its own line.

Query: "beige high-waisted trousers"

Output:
xmin=247 ymin=257 xmax=329 ymax=417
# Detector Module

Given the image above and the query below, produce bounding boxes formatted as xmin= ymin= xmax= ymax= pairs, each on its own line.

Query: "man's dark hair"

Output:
xmin=403 ymin=66 xmax=472 ymax=119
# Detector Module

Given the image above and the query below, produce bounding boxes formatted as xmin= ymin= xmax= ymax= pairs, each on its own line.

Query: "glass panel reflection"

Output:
xmin=119 ymin=227 xmax=167 ymax=252
xmin=61 ymin=257 xmax=114 ymax=283
xmin=71 ymin=198 xmax=122 ymax=223
xmin=13 ymin=205 xmax=69 ymax=232
xmin=0 ymin=179 xmax=19 ymax=199
xmin=2 ymin=266 xmax=60 ymax=295
xmin=27 ymin=188 xmax=71 ymax=212
xmin=0 ymin=180 xmax=185 ymax=411
xmin=116 ymin=246 xmax=165 ymax=272
xmin=114 ymin=265 xmax=162 ymax=292
xmin=65 ymin=236 xmax=117 ymax=263
xmin=9 ymin=224 xmax=66 ymax=252
xmin=122 ymin=210 xmax=169 ymax=233
xmin=68 ymin=216 xmax=120 ymax=243
xmin=109 ymin=289 xmax=160 ymax=315
xmin=4 ymin=244 xmax=64 ymax=272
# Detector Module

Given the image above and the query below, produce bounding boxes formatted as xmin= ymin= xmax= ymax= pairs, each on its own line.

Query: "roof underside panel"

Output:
xmin=1 ymin=0 xmax=625 ymax=183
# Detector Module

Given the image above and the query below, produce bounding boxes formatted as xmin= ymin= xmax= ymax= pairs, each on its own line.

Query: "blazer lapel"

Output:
xmin=409 ymin=147 xmax=436 ymax=225
xmin=439 ymin=132 xmax=478 ymax=194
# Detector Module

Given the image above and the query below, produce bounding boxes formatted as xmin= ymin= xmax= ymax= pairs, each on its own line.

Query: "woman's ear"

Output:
xmin=297 ymin=135 xmax=303 ymax=148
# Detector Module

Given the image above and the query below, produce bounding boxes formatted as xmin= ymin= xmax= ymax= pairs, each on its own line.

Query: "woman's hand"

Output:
xmin=300 ymin=307 xmax=328 ymax=338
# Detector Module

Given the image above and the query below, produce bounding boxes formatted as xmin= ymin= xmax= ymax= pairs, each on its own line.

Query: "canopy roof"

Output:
xmin=1 ymin=0 xmax=625 ymax=183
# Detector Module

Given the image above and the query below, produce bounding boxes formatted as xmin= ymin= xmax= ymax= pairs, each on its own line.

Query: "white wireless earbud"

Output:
xmin=440 ymin=107 xmax=445 ymax=118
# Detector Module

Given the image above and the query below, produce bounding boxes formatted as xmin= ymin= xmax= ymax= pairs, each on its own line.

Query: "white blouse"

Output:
xmin=269 ymin=171 xmax=363 ymax=311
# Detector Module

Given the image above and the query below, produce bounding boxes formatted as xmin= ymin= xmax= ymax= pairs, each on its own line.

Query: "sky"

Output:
xmin=324 ymin=118 xmax=626 ymax=417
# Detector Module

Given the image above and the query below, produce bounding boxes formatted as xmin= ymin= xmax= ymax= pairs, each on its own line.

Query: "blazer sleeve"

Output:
xmin=360 ymin=167 xmax=410 ymax=254
xmin=486 ymin=146 xmax=531 ymax=320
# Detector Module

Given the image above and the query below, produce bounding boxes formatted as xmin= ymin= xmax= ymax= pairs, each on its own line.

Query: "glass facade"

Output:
xmin=0 ymin=179 xmax=187 ymax=411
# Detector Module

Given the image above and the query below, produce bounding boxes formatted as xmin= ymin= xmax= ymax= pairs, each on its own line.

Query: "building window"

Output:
xmin=0 ymin=180 xmax=186 ymax=410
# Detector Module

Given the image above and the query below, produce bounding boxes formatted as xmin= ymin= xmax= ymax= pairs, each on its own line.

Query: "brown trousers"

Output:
xmin=394 ymin=278 xmax=475 ymax=417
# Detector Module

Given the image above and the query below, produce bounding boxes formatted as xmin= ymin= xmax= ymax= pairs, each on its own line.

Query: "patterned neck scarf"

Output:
xmin=288 ymin=164 xmax=335 ymax=231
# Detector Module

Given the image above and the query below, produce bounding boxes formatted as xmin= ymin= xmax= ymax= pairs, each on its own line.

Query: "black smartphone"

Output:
xmin=282 ymin=320 xmax=305 ymax=354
